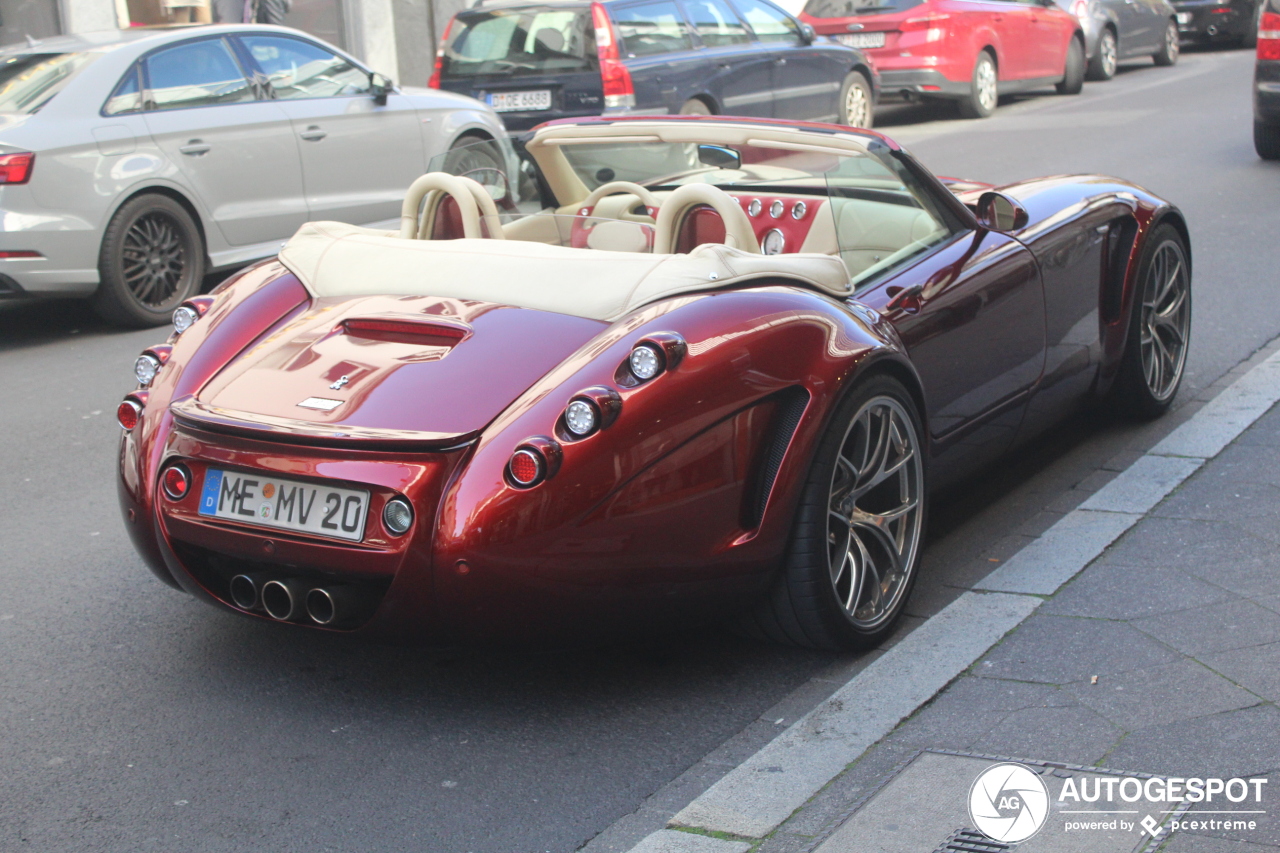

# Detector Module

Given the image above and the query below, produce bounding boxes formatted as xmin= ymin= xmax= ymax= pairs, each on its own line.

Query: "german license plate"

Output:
xmin=198 ymin=468 xmax=368 ymax=543
xmin=1176 ymin=11 xmax=1192 ymax=23
xmin=488 ymin=90 xmax=552 ymax=112
xmin=837 ymin=32 xmax=886 ymax=48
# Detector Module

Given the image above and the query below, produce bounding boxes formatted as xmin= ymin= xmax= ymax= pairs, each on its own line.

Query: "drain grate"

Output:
xmin=933 ymin=828 xmax=1012 ymax=853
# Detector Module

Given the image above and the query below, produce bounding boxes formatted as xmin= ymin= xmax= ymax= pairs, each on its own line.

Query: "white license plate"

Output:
xmin=488 ymin=90 xmax=553 ymax=112
xmin=837 ymin=32 xmax=887 ymax=48
xmin=198 ymin=468 xmax=369 ymax=543
xmin=1176 ymin=11 xmax=1192 ymax=23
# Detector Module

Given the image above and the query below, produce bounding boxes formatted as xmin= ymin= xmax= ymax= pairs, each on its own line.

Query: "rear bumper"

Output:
xmin=1174 ymin=1 xmax=1252 ymax=39
xmin=879 ymin=68 xmax=972 ymax=100
xmin=0 ymin=192 xmax=101 ymax=297
xmin=1258 ymin=61 xmax=1280 ymax=124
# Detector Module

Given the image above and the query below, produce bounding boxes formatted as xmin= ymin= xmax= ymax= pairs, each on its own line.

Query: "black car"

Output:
xmin=1257 ymin=0 xmax=1280 ymax=158
xmin=427 ymin=0 xmax=879 ymax=131
xmin=1173 ymin=0 xmax=1264 ymax=44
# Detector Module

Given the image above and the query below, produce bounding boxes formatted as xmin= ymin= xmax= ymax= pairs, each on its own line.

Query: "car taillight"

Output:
xmin=0 ymin=152 xmax=34 ymax=184
xmin=117 ymin=392 xmax=147 ymax=431
xmin=428 ymin=16 xmax=455 ymax=89
xmin=592 ymin=2 xmax=635 ymax=109
xmin=162 ymin=464 xmax=191 ymax=500
xmin=1261 ymin=11 xmax=1280 ymax=61
xmin=900 ymin=13 xmax=950 ymax=31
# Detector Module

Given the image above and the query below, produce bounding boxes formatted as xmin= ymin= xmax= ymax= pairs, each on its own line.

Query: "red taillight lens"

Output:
xmin=508 ymin=448 xmax=546 ymax=487
xmin=0 ymin=152 xmax=34 ymax=185
xmin=900 ymin=13 xmax=950 ymax=31
xmin=428 ymin=16 xmax=456 ymax=88
xmin=1261 ymin=12 xmax=1280 ymax=60
xmin=162 ymin=464 xmax=191 ymax=500
xmin=592 ymin=2 xmax=635 ymax=106
xmin=0 ymin=250 xmax=41 ymax=259
xmin=117 ymin=399 xmax=142 ymax=431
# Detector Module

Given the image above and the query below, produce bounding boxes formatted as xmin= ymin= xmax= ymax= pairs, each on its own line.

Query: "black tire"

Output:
xmin=1153 ymin=19 xmax=1180 ymax=66
xmin=679 ymin=97 xmax=714 ymax=115
xmin=1086 ymin=28 xmax=1118 ymax=81
xmin=1057 ymin=36 xmax=1086 ymax=94
xmin=1243 ymin=1 xmax=1261 ymax=48
xmin=1110 ymin=223 xmax=1192 ymax=420
xmin=1256 ymin=120 xmax=1280 ymax=160
xmin=957 ymin=50 xmax=998 ymax=118
xmin=746 ymin=376 xmax=927 ymax=651
xmin=93 ymin=193 xmax=204 ymax=328
xmin=838 ymin=70 xmax=875 ymax=129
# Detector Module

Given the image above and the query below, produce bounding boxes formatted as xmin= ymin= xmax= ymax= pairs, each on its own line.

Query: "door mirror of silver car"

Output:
xmin=370 ymin=73 xmax=393 ymax=106
xmin=975 ymin=191 xmax=1030 ymax=232
xmin=799 ymin=23 xmax=816 ymax=44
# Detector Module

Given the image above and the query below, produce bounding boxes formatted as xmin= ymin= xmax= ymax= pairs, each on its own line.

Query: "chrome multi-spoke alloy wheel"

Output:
xmin=826 ymin=395 xmax=925 ymax=630
xmin=1140 ymin=240 xmax=1191 ymax=402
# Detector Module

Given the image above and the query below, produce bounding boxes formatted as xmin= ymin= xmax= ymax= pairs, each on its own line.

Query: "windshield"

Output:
xmin=441 ymin=7 xmax=595 ymax=78
xmin=801 ymin=0 xmax=922 ymax=17
xmin=0 ymin=52 xmax=99 ymax=114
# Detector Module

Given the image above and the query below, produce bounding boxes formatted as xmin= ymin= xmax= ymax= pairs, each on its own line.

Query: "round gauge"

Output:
xmin=761 ymin=228 xmax=785 ymax=255
xmin=792 ymin=201 xmax=807 ymax=220
xmin=769 ymin=200 xmax=784 ymax=219
xmin=747 ymin=199 xmax=762 ymax=217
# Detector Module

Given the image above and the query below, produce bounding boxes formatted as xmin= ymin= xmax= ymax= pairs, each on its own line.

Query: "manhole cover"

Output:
xmin=809 ymin=750 xmax=1187 ymax=853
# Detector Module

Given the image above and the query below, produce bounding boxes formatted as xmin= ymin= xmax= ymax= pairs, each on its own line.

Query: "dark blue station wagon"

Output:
xmin=428 ymin=0 xmax=880 ymax=131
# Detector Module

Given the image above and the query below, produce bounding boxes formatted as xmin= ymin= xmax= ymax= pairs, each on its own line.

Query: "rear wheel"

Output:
xmin=1244 ymin=1 xmax=1261 ymax=48
xmin=747 ymin=376 xmax=926 ymax=650
xmin=1087 ymin=28 xmax=1118 ymax=81
xmin=93 ymin=193 xmax=203 ymax=328
xmin=1154 ymin=20 xmax=1180 ymax=65
xmin=958 ymin=51 xmax=998 ymax=119
xmin=1111 ymin=223 xmax=1191 ymax=420
xmin=838 ymin=71 xmax=874 ymax=128
xmin=1057 ymin=36 xmax=1085 ymax=94
xmin=679 ymin=97 xmax=713 ymax=115
xmin=1256 ymin=121 xmax=1280 ymax=160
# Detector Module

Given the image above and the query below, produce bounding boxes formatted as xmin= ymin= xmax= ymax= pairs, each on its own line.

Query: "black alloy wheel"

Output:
xmin=839 ymin=71 xmax=875 ymax=129
xmin=1057 ymin=37 xmax=1086 ymax=94
xmin=958 ymin=50 xmax=998 ymax=118
xmin=747 ymin=376 xmax=927 ymax=650
xmin=94 ymin=193 xmax=203 ymax=328
xmin=1154 ymin=20 xmax=1180 ymax=65
xmin=1087 ymin=28 xmax=1118 ymax=81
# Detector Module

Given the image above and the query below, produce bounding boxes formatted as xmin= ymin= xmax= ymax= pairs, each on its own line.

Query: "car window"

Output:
xmin=803 ymin=0 xmax=923 ymax=17
xmin=731 ymin=0 xmax=801 ymax=43
xmin=612 ymin=1 xmax=694 ymax=56
xmin=684 ymin=0 xmax=752 ymax=46
xmin=104 ymin=66 xmax=142 ymax=116
xmin=442 ymin=8 xmax=594 ymax=77
xmin=144 ymin=39 xmax=254 ymax=111
xmin=0 ymin=52 xmax=100 ymax=114
xmin=238 ymin=34 xmax=371 ymax=99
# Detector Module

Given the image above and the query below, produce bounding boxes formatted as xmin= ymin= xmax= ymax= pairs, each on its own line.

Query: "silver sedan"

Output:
xmin=0 ymin=25 xmax=508 ymax=326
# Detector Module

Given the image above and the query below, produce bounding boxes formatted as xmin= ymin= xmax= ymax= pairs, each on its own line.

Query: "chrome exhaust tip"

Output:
xmin=260 ymin=578 xmax=310 ymax=622
xmin=229 ymin=574 xmax=264 ymax=610
xmin=306 ymin=585 xmax=376 ymax=627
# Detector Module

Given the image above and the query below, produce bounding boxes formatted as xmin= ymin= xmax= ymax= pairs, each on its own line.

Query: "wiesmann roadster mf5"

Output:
xmin=117 ymin=116 xmax=1191 ymax=650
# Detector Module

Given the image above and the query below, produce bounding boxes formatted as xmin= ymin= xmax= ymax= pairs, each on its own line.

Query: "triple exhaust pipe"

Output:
xmin=229 ymin=574 xmax=374 ymax=627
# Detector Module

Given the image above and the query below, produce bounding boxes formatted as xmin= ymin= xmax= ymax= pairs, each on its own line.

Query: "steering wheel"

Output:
xmin=399 ymin=172 xmax=505 ymax=240
xmin=579 ymin=180 xmax=662 ymax=222
xmin=654 ymin=184 xmax=759 ymax=255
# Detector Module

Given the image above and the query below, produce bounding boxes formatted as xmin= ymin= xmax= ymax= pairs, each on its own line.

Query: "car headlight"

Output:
xmin=629 ymin=344 xmax=663 ymax=381
xmin=172 ymin=305 xmax=199 ymax=334
xmin=564 ymin=399 xmax=599 ymax=437
xmin=134 ymin=354 xmax=161 ymax=387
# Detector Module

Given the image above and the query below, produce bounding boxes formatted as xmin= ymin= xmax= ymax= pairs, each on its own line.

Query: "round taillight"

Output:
xmin=117 ymin=399 xmax=142 ymax=431
xmin=382 ymin=497 xmax=414 ymax=535
xmin=162 ymin=464 xmax=190 ymax=500
xmin=134 ymin=354 xmax=161 ymax=387
xmin=629 ymin=344 xmax=664 ymax=381
xmin=172 ymin=305 xmax=199 ymax=334
xmin=508 ymin=448 xmax=545 ymax=487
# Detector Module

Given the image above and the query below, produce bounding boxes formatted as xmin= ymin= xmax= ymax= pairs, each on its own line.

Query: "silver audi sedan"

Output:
xmin=0 ymin=25 xmax=508 ymax=326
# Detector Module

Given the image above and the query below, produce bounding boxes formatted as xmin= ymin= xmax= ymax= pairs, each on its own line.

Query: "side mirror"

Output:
xmin=799 ymin=23 xmax=816 ymax=44
xmin=975 ymin=191 xmax=1029 ymax=232
xmin=370 ymin=72 xmax=393 ymax=106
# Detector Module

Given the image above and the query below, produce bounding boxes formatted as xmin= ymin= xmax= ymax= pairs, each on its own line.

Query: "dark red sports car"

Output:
xmin=117 ymin=116 xmax=1191 ymax=650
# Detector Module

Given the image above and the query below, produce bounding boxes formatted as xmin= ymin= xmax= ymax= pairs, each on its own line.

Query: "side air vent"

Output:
xmin=743 ymin=387 xmax=810 ymax=529
xmin=1101 ymin=215 xmax=1139 ymax=324
xmin=932 ymin=828 xmax=1012 ymax=853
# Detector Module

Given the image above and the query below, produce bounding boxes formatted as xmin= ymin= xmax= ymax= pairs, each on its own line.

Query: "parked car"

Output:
xmin=428 ymin=0 xmax=879 ymax=131
xmin=1257 ymin=0 xmax=1280 ymax=158
xmin=1054 ymin=0 xmax=1179 ymax=80
xmin=116 ymin=116 xmax=1191 ymax=649
xmin=800 ymin=0 xmax=1086 ymax=118
xmin=1173 ymin=0 xmax=1264 ymax=45
xmin=0 ymin=25 xmax=507 ymax=327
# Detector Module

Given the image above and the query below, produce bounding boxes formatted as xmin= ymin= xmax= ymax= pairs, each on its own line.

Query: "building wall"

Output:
xmin=391 ymin=0 xmax=468 ymax=87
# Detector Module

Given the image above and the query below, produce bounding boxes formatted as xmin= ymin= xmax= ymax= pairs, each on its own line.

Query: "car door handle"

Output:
xmin=886 ymin=283 xmax=923 ymax=312
xmin=178 ymin=140 xmax=210 ymax=156
xmin=718 ymin=62 xmax=733 ymax=70
xmin=774 ymin=57 xmax=787 ymax=66
xmin=299 ymin=126 xmax=328 ymax=141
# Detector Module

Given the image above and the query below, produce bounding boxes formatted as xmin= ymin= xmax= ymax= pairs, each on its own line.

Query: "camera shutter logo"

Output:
xmin=968 ymin=762 xmax=1050 ymax=843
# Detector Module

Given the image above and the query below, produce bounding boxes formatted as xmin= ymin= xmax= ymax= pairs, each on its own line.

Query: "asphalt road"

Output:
xmin=1 ymin=45 xmax=1276 ymax=853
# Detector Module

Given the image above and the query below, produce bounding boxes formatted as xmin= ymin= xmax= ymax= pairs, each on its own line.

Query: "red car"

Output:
xmin=801 ymin=0 xmax=1086 ymax=117
xmin=117 ymin=117 xmax=1189 ymax=650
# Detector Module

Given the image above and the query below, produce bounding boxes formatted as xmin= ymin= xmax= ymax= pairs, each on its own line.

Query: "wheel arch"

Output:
xmin=105 ymin=184 xmax=212 ymax=274
xmin=848 ymin=62 xmax=878 ymax=101
xmin=685 ymin=93 xmax=719 ymax=113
